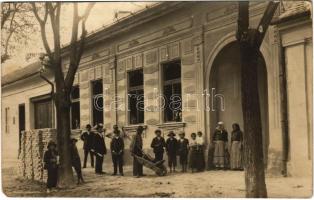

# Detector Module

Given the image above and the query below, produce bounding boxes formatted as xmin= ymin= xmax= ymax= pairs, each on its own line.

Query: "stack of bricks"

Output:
xmin=24 ymin=130 xmax=34 ymax=180
xmin=32 ymin=129 xmax=44 ymax=182
xmin=18 ymin=128 xmax=57 ymax=183
xmin=17 ymin=131 xmax=26 ymax=178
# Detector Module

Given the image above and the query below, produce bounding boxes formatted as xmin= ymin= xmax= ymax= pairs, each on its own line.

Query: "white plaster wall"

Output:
xmin=282 ymin=21 xmax=312 ymax=176
xmin=2 ymin=76 xmax=53 ymax=164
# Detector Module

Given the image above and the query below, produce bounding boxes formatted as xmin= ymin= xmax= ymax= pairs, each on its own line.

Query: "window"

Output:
xmin=91 ymin=80 xmax=103 ymax=126
xmin=71 ymin=86 xmax=80 ymax=129
xmin=128 ymin=69 xmax=144 ymax=124
xmin=162 ymin=60 xmax=182 ymax=122
xmin=34 ymin=98 xmax=53 ymax=129
xmin=5 ymin=107 xmax=9 ymax=133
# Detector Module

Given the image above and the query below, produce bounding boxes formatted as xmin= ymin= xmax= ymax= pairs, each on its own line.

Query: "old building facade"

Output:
xmin=2 ymin=2 xmax=312 ymax=177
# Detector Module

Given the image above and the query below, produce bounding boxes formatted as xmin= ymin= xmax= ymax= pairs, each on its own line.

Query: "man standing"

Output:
xmin=166 ymin=131 xmax=178 ymax=173
xmin=110 ymin=129 xmax=124 ymax=176
xmin=150 ymin=129 xmax=166 ymax=162
xmin=130 ymin=126 xmax=144 ymax=178
xmin=92 ymin=124 xmax=107 ymax=174
xmin=80 ymin=124 xmax=95 ymax=168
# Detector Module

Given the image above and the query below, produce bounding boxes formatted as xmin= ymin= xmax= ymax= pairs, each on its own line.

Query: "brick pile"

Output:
xmin=18 ymin=129 xmax=57 ymax=183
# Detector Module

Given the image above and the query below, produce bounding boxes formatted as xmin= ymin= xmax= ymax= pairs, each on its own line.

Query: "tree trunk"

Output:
xmin=55 ymin=88 xmax=75 ymax=188
xmin=240 ymin=42 xmax=267 ymax=198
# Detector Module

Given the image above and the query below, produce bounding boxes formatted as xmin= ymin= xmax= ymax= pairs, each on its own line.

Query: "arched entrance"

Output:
xmin=208 ymin=41 xmax=269 ymax=163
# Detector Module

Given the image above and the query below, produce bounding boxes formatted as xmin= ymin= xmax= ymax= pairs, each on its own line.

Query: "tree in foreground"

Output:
xmin=236 ymin=1 xmax=279 ymax=197
xmin=31 ymin=2 xmax=95 ymax=187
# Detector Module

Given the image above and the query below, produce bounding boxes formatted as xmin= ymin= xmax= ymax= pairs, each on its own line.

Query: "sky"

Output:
xmin=2 ymin=2 xmax=156 ymax=75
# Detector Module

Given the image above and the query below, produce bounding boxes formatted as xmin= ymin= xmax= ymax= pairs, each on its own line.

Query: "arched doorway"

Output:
xmin=208 ymin=41 xmax=269 ymax=163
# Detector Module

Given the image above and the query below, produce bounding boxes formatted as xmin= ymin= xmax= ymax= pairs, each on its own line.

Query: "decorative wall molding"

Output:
xmin=145 ymin=50 xmax=158 ymax=65
xmin=134 ymin=53 xmax=143 ymax=69
xmin=205 ymin=2 xmax=267 ymax=32
xmin=117 ymin=18 xmax=193 ymax=52
xmin=157 ymin=122 xmax=186 ymax=129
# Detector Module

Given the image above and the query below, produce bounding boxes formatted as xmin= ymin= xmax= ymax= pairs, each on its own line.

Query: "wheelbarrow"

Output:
xmin=132 ymin=153 xmax=167 ymax=176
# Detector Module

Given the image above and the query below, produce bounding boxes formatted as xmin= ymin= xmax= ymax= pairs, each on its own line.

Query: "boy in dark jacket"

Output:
xmin=177 ymin=131 xmax=189 ymax=172
xmin=166 ymin=131 xmax=178 ymax=173
xmin=80 ymin=124 xmax=95 ymax=168
xmin=92 ymin=124 xmax=107 ymax=174
xmin=70 ymin=138 xmax=84 ymax=184
xmin=150 ymin=129 xmax=166 ymax=162
xmin=110 ymin=130 xmax=124 ymax=176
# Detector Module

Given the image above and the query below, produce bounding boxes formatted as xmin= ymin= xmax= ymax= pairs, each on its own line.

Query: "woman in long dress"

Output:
xmin=230 ymin=123 xmax=244 ymax=170
xmin=212 ymin=121 xmax=228 ymax=169
xmin=196 ymin=131 xmax=205 ymax=172
xmin=189 ymin=133 xmax=198 ymax=172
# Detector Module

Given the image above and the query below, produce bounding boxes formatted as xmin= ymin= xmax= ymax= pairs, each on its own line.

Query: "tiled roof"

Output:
xmin=2 ymin=61 xmax=42 ymax=86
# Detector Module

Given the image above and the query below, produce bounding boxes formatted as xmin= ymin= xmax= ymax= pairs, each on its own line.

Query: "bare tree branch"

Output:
xmin=2 ymin=9 xmax=16 ymax=61
xmin=80 ymin=2 xmax=95 ymax=21
xmin=65 ymin=2 xmax=95 ymax=89
xmin=31 ymin=3 xmax=52 ymax=56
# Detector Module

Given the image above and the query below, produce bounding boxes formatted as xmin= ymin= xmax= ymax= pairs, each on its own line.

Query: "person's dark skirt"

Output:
xmin=195 ymin=146 xmax=205 ymax=171
xmin=47 ymin=167 xmax=58 ymax=189
xmin=189 ymin=146 xmax=198 ymax=170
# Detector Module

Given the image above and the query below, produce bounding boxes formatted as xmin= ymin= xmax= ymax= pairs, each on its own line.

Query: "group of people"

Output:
xmin=211 ymin=122 xmax=244 ymax=170
xmin=43 ymin=121 xmax=243 ymax=192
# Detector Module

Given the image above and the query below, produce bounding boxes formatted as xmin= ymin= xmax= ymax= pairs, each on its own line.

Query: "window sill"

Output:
xmin=123 ymin=124 xmax=147 ymax=132
xmin=157 ymin=122 xmax=186 ymax=129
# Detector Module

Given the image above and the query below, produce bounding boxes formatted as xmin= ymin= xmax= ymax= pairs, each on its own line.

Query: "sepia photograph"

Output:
xmin=0 ymin=1 xmax=313 ymax=198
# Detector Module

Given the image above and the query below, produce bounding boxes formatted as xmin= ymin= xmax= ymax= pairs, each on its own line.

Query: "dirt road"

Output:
xmin=2 ymin=166 xmax=312 ymax=197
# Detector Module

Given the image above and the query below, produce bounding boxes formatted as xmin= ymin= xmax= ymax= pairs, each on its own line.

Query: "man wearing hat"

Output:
xmin=92 ymin=123 xmax=107 ymax=174
xmin=80 ymin=124 xmax=95 ymax=168
xmin=70 ymin=138 xmax=84 ymax=184
xmin=166 ymin=131 xmax=178 ymax=173
xmin=150 ymin=129 xmax=166 ymax=163
xmin=177 ymin=131 xmax=189 ymax=172
xmin=110 ymin=127 xmax=124 ymax=176
xmin=130 ymin=126 xmax=145 ymax=177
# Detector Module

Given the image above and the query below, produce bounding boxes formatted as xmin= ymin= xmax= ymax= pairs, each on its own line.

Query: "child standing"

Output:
xmin=151 ymin=129 xmax=166 ymax=162
xmin=177 ymin=131 xmax=189 ymax=172
xmin=44 ymin=141 xmax=59 ymax=193
xmin=70 ymin=138 xmax=84 ymax=184
xmin=166 ymin=131 xmax=178 ymax=173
